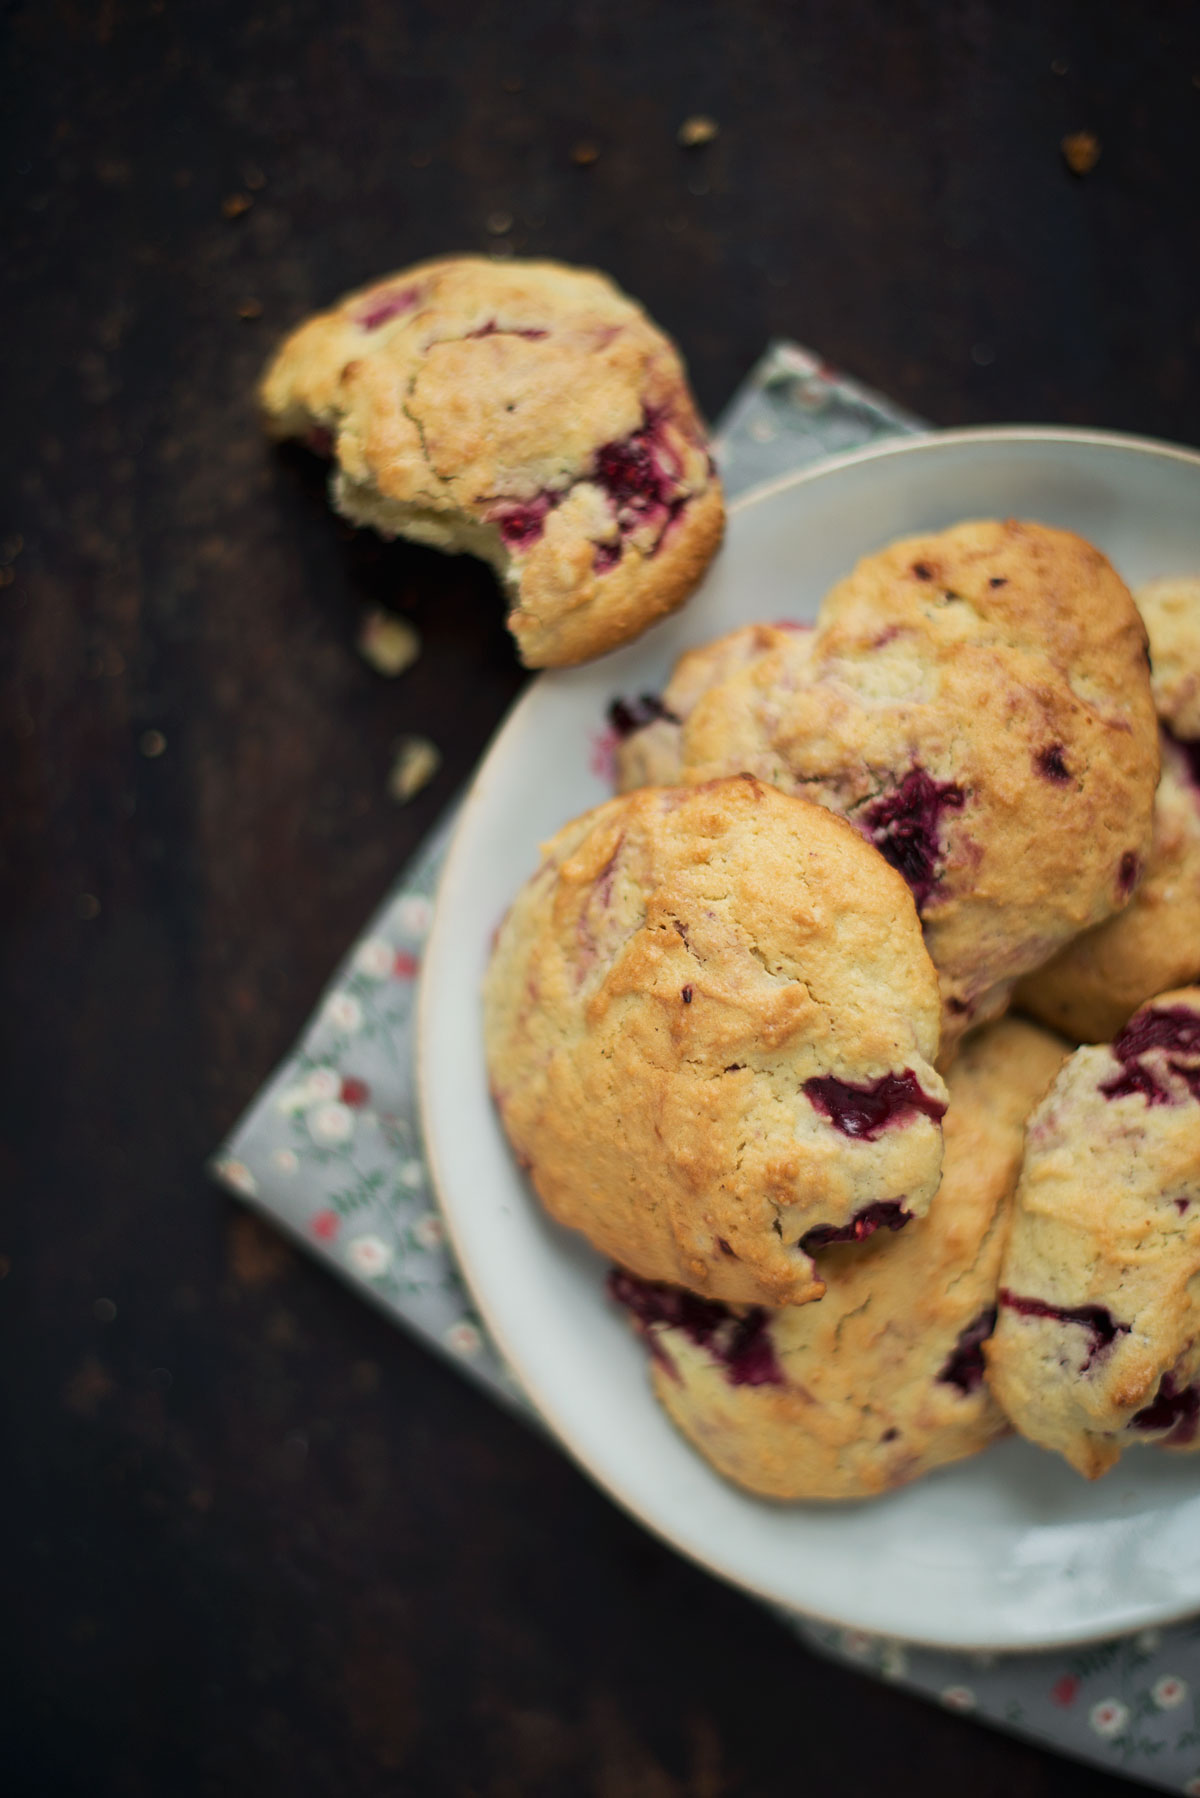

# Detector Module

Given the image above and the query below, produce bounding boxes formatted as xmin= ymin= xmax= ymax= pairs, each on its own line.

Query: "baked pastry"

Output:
xmin=1015 ymin=575 xmax=1200 ymax=1041
xmin=260 ymin=256 xmax=724 ymax=667
xmin=1139 ymin=575 xmax=1200 ymax=739
xmin=985 ymin=990 xmax=1200 ymax=1479
xmin=484 ymin=776 xmax=948 ymax=1309
xmin=610 ymin=1018 xmax=1066 ymax=1500
xmin=615 ymin=521 xmax=1160 ymax=1056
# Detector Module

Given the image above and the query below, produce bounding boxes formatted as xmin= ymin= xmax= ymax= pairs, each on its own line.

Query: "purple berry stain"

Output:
xmin=1118 ymin=851 xmax=1141 ymax=896
xmin=859 ymin=769 xmax=965 ymax=910
xmin=607 ymin=1269 xmax=784 ymax=1387
xmin=354 ymin=284 xmax=422 ymax=330
xmin=800 ymin=1201 xmax=911 ymax=1255
xmin=1169 ymin=729 xmax=1200 ymax=790
xmin=465 ymin=320 xmax=548 ymax=340
xmin=804 ymin=1069 xmax=947 ymax=1140
xmin=1101 ymin=1002 xmax=1200 ymax=1106
xmin=607 ymin=693 xmax=680 ymax=739
xmin=1036 ymin=744 xmax=1071 ymax=784
xmin=999 ymin=1289 xmax=1129 ymax=1370
xmin=1131 ymin=1373 xmax=1200 ymax=1446
xmin=487 ymin=491 xmax=558 ymax=551
xmin=592 ymin=411 xmax=690 ymax=556
xmin=938 ymin=1307 xmax=997 ymax=1394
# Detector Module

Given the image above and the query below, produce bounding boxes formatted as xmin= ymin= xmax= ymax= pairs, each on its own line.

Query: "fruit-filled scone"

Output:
xmin=260 ymin=256 xmax=724 ymax=668
xmin=609 ymin=1018 xmax=1066 ymax=1501
xmin=483 ymin=777 xmax=947 ymax=1310
xmin=1016 ymin=575 xmax=1200 ymax=1041
xmin=613 ymin=521 xmax=1159 ymax=1057
xmin=986 ymin=990 xmax=1200 ymax=1479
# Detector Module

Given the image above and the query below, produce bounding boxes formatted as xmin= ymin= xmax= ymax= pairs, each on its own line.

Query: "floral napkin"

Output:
xmin=214 ymin=344 xmax=1200 ymax=1795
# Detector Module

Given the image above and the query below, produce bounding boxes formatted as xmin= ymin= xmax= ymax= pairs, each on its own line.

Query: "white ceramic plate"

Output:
xmin=418 ymin=428 xmax=1200 ymax=1650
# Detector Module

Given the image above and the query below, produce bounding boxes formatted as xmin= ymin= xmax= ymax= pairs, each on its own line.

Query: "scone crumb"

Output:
xmin=357 ymin=609 xmax=421 ymax=678
xmin=1061 ymin=130 xmax=1101 ymax=175
xmin=571 ymin=140 xmax=600 ymax=165
xmin=387 ymin=735 xmax=441 ymax=804
xmin=678 ymin=115 xmax=719 ymax=148
xmin=221 ymin=191 xmax=253 ymax=219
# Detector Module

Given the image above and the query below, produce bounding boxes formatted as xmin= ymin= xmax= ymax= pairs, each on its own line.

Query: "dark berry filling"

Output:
xmin=607 ymin=1268 xmax=784 ymax=1387
xmin=859 ymin=769 xmax=965 ymax=910
xmin=1113 ymin=1004 xmax=1200 ymax=1063
xmin=354 ymin=285 xmax=422 ymax=330
xmin=938 ymin=1307 xmax=998 ymax=1394
xmin=1101 ymin=1002 xmax=1200 ymax=1106
xmin=592 ymin=412 xmax=690 ymax=556
xmin=488 ymin=491 xmax=558 ymax=550
xmin=1101 ymin=1062 xmax=1172 ymax=1106
xmin=800 ymin=1200 xmax=911 ymax=1255
xmin=592 ymin=542 xmax=622 ymax=574
xmin=999 ymin=1289 xmax=1129 ymax=1370
xmin=305 ymin=424 xmax=334 ymax=457
xmin=1118 ymin=851 xmax=1141 ymax=895
xmin=1036 ymin=743 xmax=1071 ymax=783
xmin=1131 ymin=1373 xmax=1200 ymax=1445
xmin=465 ymin=320 xmax=548 ymax=340
xmin=803 ymin=1069 xmax=947 ymax=1140
xmin=607 ymin=693 xmax=681 ymax=738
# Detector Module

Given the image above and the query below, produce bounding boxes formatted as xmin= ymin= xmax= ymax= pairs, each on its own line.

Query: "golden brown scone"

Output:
xmin=484 ymin=777 xmax=947 ymax=1309
xmin=610 ymin=1018 xmax=1066 ymax=1500
xmin=1139 ymin=575 xmax=1200 ymax=739
xmin=1016 ymin=576 xmax=1200 ymax=1041
xmin=986 ymin=990 xmax=1200 ymax=1479
xmin=259 ymin=256 xmax=724 ymax=667
xmin=616 ymin=521 xmax=1160 ymax=1058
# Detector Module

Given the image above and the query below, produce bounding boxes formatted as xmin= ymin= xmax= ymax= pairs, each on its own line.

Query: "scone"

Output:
xmin=1015 ymin=575 xmax=1200 ymax=1040
xmin=985 ymin=990 xmax=1200 ymax=1479
xmin=616 ymin=521 xmax=1160 ymax=1056
xmin=484 ymin=776 xmax=948 ymax=1309
xmin=260 ymin=256 xmax=724 ymax=667
xmin=609 ymin=1018 xmax=1066 ymax=1500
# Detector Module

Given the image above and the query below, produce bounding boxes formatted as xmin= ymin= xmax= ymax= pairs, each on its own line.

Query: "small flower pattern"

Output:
xmin=1089 ymin=1698 xmax=1129 ymax=1738
xmin=212 ymin=348 xmax=1200 ymax=1798
xmin=347 ymin=1234 xmax=392 ymax=1278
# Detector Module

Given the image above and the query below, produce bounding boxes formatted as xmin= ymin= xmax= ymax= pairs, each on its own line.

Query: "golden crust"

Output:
xmin=640 ymin=1019 xmax=1067 ymax=1500
xmin=985 ymin=989 xmax=1200 ymax=1479
xmin=1016 ymin=577 xmax=1200 ymax=1041
xmin=619 ymin=521 xmax=1159 ymax=1058
xmin=259 ymin=256 xmax=724 ymax=667
xmin=483 ymin=777 xmax=946 ymax=1309
xmin=1138 ymin=575 xmax=1200 ymax=740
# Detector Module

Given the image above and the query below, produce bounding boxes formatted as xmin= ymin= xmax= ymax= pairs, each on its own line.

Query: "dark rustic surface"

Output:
xmin=4 ymin=2 xmax=1199 ymax=1792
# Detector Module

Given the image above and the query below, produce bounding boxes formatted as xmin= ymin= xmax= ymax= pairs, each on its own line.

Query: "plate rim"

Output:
xmin=417 ymin=423 xmax=1200 ymax=1651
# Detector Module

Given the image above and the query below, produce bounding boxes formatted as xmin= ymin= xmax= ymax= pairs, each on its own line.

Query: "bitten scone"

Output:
xmin=484 ymin=777 xmax=948 ymax=1309
xmin=986 ymin=991 xmax=1200 ymax=1479
xmin=609 ymin=1018 xmax=1067 ymax=1500
xmin=1016 ymin=575 xmax=1200 ymax=1041
xmin=260 ymin=256 xmax=724 ymax=667
xmin=615 ymin=522 xmax=1160 ymax=1056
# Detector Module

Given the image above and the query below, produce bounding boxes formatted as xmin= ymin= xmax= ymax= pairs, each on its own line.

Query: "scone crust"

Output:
xmin=1016 ymin=577 xmax=1200 ymax=1040
xmin=986 ymin=989 xmax=1200 ymax=1478
xmin=260 ymin=256 xmax=724 ymax=667
xmin=619 ymin=521 xmax=1159 ymax=1055
xmin=628 ymin=1019 xmax=1066 ymax=1500
xmin=484 ymin=777 xmax=946 ymax=1308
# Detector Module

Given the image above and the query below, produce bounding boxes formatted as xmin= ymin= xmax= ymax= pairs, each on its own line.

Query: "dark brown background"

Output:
xmin=4 ymin=2 xmax=1199 ymax=1792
